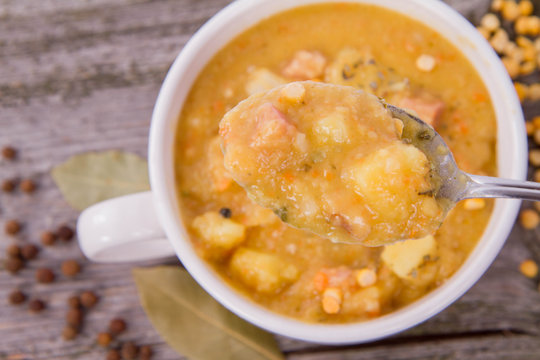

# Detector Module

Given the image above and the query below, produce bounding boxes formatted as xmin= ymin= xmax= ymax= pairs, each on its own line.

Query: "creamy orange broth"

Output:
xmin=175 ymin=3 xmax=496 ymax=323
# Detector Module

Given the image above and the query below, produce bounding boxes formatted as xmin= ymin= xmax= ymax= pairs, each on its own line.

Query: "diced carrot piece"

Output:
xmin=398 ymin=96 xmax=445 ymax=127
xmin=313 ymin=271 xmax=329 ymax=292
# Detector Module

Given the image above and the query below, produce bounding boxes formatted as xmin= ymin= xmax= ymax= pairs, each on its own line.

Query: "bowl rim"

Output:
xmin=148 ymin=0 xmax=526 ymax=344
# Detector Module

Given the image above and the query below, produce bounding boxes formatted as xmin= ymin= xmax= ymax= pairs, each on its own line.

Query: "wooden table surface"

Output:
xmin=1 ymin=0 xmax=540 ymax=359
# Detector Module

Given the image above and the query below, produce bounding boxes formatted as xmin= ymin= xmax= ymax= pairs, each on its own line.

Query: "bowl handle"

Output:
xmin=77 ymin=192 xmax=176 ymax=262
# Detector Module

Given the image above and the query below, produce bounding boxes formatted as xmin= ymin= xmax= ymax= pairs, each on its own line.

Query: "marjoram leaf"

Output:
xmin=133 ymin=266 xmax=284 ymax=360
xmin=51 ymin=150 xmax=150 ymax=211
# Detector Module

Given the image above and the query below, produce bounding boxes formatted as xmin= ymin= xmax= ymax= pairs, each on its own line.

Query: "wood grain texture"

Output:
xmin=0 ymin=0 xmax=539 ymax=359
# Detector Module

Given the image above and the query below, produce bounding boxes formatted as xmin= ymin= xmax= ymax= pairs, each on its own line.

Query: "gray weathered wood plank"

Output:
xmin=1 ymin=0 xmax=540 ymax=359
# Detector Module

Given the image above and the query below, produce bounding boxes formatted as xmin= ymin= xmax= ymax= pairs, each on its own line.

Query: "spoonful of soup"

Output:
xmin=219 ymin=81 xmax=538 ymax=246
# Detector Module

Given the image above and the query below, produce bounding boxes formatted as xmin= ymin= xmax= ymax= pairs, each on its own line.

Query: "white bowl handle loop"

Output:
xmin=77 ymin=192 xmax=176 ymax=263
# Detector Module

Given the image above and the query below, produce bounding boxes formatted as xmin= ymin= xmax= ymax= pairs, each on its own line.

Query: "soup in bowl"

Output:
xmin=147 ymin=0 xmax=525 ymax=344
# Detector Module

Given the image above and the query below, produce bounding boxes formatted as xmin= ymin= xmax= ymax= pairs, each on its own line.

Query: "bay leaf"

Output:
xmin=132 ymin=266 xmax=284 ymax=360
xmin=51 ymin=150 xmax=150 ymax=211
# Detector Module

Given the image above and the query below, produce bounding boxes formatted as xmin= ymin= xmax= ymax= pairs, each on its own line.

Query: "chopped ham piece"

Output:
xmin=251 ymin=103 xmax=297 ymax=148
xmin=282 ymin=50 xmax=327 ymax=80
xmin=398 ymin=96 xmax=445 ymax=127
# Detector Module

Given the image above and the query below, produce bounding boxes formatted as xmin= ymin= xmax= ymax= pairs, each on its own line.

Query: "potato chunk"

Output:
xmin=245 ymin=68 xmax=287 ymax=96
xmin=311 ymin=111 xmax=350 ymax=145
xmin=343 ymin=142 xmax=432 ymax=224
xmin=229 ymin=248 xmax=299 ymax=293
xmin=381 ymin=235 xmax=437 ymax=279
xmin=192 ymin=212 xmax=246 ymax=251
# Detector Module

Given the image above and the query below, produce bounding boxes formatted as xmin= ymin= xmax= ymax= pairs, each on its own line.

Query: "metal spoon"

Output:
xmin=386 ymin=102 xmax=538 ymax=215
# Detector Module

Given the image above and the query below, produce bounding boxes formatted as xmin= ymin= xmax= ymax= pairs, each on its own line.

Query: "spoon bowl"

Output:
xmin=389 ymin=102 xmax=540 ymax=206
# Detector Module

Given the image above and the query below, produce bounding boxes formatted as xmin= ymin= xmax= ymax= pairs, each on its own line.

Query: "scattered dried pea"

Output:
xmin=534 ymin=169 xmax=540 ymax=182
xmin=6 ymin=244 xmax=21 ymax=258
xmin=526 ymin=121 xmax=535 ymax=136
xmin=490 ymin=28 xmax=510 ymax=53
xmin=514 ymin=82 xmax=529 ymax=101
xmin=534 ymin=129 xmax=540 ymax=145
xmin=519 ymin=0 xmax=533 ymax=15
xmin=106 ymin=350 xmax=121 ymax=360
xmin=121 ymin=342 xmax=139 ymax=360
xmin=492 ymin=0 xmax=505 ymax=12
xmin=520 ymin=208 xmax=540 ymax=229
xmin=529 ymin=149 xmax=540 ymax=166
xmin=519 ymin=259 xmax=539 ymax=278
xmin=501 ymin=0 xmax=521 ymax=21
xmin=477 ymin=26 xmax=492 ymax=39
xmin=61 ymin=260 xmax=81 ymax=277
xmin=502 ymin=57 xmax=520 ymax=78
xmin=66 ymin=308 xmax=83 ymax=327
xmin=528 ymin=83 xmax=540 ymax=101
xmin=520 ymin=60 xmax=536 ymax=75
xmin=481 ymin=13 xmax=501 ymax=31
xmin=80 ymin=290 xmax=99 ymax=308
xmin=109 ymin=318 xmax=127 ymax=335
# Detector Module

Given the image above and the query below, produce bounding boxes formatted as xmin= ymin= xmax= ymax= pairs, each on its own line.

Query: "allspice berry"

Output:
xmin=1 ymin=179 xmax=15 ymax=193
xmin=140 ymin=345 xmax=153 ymax=360
xmin=61 ymin=260 xmax=81 ymax=277
xmin=21 ymin=244 xmax=39 ymax=261
xmin=5 ymin=220 xmax=21 ymax=235
xmin=6 ymin=244 xmax=21 ymax=258
xmin=29 ymin=299 xmax=46 ymax=313
xmin=62 ymin=325 xmax=79 ymax=341
xmin=1 ymin=146 xmax=16 ymax=160
xmin=40 ymin=231 xmax=56 ymax=246
xmin=35 ymin=268 xmax=55 ymax=284
xmin=97 ymin=332 xmax=113 ymax=347
xmin=67 ymin=295 xmax=81 ymax=309
xmin=8 ymin=290 xmax=26 ymax=305
xmin=80 ymin=290 xmax=98 ymax=308
xmin=109 ymin=318 xmax=127 ymax=335
xmin=66 ymin=308 xmax=83 ymax=327
xmin=57 ymin=225 xmax=75 ymax=242
xmin=121 ymin=342 xmax=138 ymax=360
xmin=106 ymin=349 xmax=121 ymax=360
xmin=20 ymin=179 xmax=36 ymax=194
xmin=5 ymin=258 xmax=24 ymax=274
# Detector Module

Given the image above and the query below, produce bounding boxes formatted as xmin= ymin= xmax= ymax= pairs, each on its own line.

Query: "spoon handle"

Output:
xmin=464 ymin=174 xmax=540 ymax=201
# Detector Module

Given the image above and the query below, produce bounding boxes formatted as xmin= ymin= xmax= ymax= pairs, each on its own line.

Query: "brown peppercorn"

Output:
xmin=1 ymin=179 xmax=15 ymax=193
xmin=29 ymin=299 xmax=45 ymax=313
xmin=66 ymin=308 xmax=84 ymax=327
xmin=5 ymin=220 xmax=21 ymax=235
xmin=8 ymin=290 xmax=26 ymax=305
xmin=140 ymin=345 xmax=153 ymax=360
xmin=80 ymin=290 xmax=98 ymax=308
xmin=109 ymin=317 xmax=127 ymax=335
xmin=5 ymin=258 xmax=24 ymax=274
xmin=97 ymin=332 xmax=113 ymax=347
xmin=21 ymin=244 xmax=39 ymax=260
xmin=121 ymin=342 xmax=138 ymax=360
xmin=6 ymin=244 xmax=21 ymax=258
xmin=20 ymin=179 xmax=36 ymax=194
xmin=67 ymin=295 xmax=81 ymax=309
xmin=57 ymin=225 xmax=75 ymax=242
xmin=1 ymin=146 xmax=16 ymax=160
xmin=40 ymin=231 xmax=56 ymax=246
xmin=35 ymin=268 xmax=55 ymax=284
xmin=61 ymin=260 xmax=81 ymax=277
xmin=62 ymin=325 xmax=79 ymax=341
xmin=106 ymin=349 xmax=121 ymax=360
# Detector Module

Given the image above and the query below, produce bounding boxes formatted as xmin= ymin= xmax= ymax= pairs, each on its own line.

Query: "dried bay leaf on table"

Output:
xmin=133 ymin=266 xmax=284 ymax=360
xmin=51 ymin=150 xmax=150 ymax=211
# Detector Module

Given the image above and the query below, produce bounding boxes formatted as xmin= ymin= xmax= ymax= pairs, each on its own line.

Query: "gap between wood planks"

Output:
xmin=282 ymin=328 xmax=531 ymax=356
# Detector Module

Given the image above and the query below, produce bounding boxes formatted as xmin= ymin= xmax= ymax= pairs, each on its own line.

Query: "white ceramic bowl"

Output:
xmin=148 ymin=0 xmax=526 ymax=344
